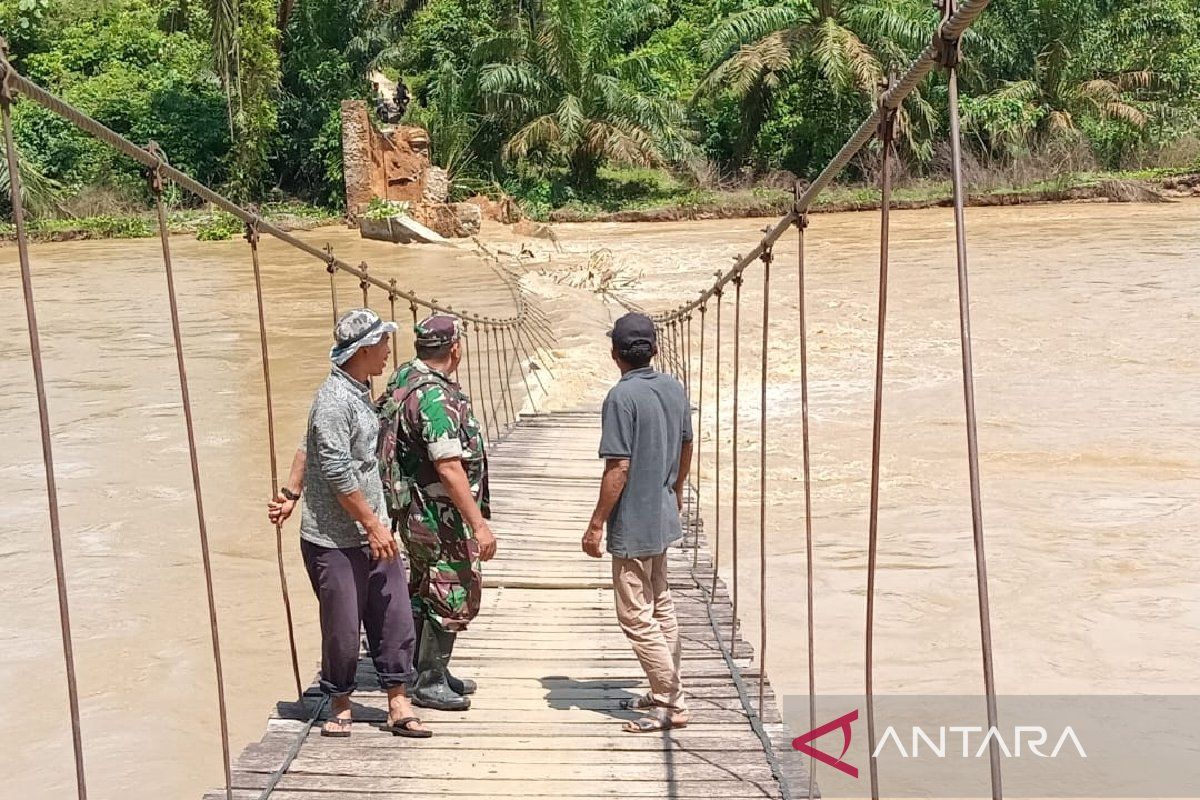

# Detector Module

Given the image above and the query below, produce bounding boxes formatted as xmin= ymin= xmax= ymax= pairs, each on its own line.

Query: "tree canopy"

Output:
xmin=2 ymin=0 xmax=1197 ymax=214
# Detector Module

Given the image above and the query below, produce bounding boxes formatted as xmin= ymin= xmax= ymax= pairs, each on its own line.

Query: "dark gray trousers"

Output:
xmin=300 ymin=539 xmax=416 ymax=695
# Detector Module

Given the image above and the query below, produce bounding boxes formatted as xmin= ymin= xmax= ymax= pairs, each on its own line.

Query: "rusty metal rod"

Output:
xmin=515 ymin=323 xmax=549 ymax=396
xmin=795 ymin=210 xmax=818 ymax=800
xmin=1 ymin=77 xmax=89 ymax=800
xmin=493 ymin=324 xmax=514 ymax=432
xmin=149 ymin=150 xmax=233 ymax=800
xmin=461 ymin=322 xmax=476 ymax=404
xmin=507 ymin=324 xmax=538 ymax=415
xmin=388 ymin=283 xmax=399 ymax=370
xmin=710 ymin=287 xmax=724 ymax=599
xmin=865 ymin=107 xmax=897 ymax=800
xmin=482 ymin=322 xmax=501 ymax=443
xmin=246 ymin=223 xmax=302 ymax=700
xmin=730 ymin=274 xmax=743 ymax=658
xmin=757 ymin=247 xmax=772 ymax=716
xmin=693 ymin=304 xmax=707 ymax=572
xmin=947 ymin=26 xmax=1003 ymax=799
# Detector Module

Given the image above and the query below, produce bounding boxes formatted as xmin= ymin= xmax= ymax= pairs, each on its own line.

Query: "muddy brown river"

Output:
xmin=2 ymin=200 xmax=1198 ymax=798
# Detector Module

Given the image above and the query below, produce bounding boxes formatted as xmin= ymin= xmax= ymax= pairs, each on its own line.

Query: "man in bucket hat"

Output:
xmin=268 ymin=308 xmax=431 ymax=739
xmin=378 ymin=313 xmax=495 ymax=711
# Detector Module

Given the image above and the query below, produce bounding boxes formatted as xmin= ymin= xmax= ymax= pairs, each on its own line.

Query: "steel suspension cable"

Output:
xmin=507 ymin=325 xmax=538 ymax=415
xmin=493 ymin=324 xmax=514 ymax=432
xmin=245 ymin=222 xmax=302 ymax=700
xmin=865 ymin=105 xmax=897 ymax=800
xmin=710 ymin=285 xmax=724 ymax=599
xmin=1 ymin=69 xmax=88 ymax=800
xmin=756 ymin=246 xmax=772 ymax=715
xmin=473 ymin=322 xmax=493 ymax=442
xmin=943 ymin=1 xmax=1002 ymax=794
xmin=324 ymin=244 xmax=338 ymax=324
xmin=515 ymin=324 xmax=550 ymax=396
xmin=794 ymin=206 xmax=818 ymax=800
xmin=482 ymin=322 xmax=501 ymax=442
xmin=729 ymin=273 xmax=744 ymax=658
xmin=360 ymin=266 xmax=373 ymax=395
xmin=148 ymin=147 xmax=233 ymax=800
xmin=461 ymin=322 xmax=476 ymax=405
xmin=388 ymin=281 xmax=399 ymax=370
xmin=692 ymin=304 xmax=707 ymax=572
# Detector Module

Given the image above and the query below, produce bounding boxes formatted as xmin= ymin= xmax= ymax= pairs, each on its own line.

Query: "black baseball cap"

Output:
xmin=608 ymin=312 xmax=657 ymax=351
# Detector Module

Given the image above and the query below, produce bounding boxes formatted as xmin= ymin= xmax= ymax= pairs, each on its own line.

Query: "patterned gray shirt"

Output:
xmin=299 ymin=367 xmax=387 ymax=549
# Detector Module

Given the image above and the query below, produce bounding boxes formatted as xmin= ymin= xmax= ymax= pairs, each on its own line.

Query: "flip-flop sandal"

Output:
xmin=381 ymin=716 xmax=433 ymax=739
xmin=619 ymin=692 xmax=659 ymax=711
xmin=623 ymin=708 xmax=688 ymax=734
xmin=320 ymin=716 xmax=353 ymax=738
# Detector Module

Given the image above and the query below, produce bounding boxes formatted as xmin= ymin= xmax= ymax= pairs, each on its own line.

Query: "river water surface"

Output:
xmin=2 ymin=200 xmax=1197 ymax=798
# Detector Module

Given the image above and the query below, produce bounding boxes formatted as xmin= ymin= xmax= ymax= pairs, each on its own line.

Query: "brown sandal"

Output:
xmin=619 ymin=692 xmax=659 ymax=711
xmin=623 ymin=707 xmax=688 ymax=733
xmin=381 ymin=716 xmax=433 ymax=739
xmin=320 ymin=715 xmax=353 ymax=738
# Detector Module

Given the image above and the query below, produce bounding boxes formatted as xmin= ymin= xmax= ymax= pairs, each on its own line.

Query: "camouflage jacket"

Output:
xmin=378 ymin=359 xmax=490 ymax=546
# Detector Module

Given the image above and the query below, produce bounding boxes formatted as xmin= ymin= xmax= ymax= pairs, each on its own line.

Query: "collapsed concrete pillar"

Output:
xmin=341 ymin=100 xmax=432 ymax=219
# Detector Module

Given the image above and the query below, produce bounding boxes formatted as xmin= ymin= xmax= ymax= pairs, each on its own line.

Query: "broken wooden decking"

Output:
xmin=206 ymin=410 xmax=810 ymax=800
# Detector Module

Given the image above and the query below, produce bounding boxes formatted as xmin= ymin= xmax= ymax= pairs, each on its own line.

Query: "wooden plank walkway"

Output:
xmin=206 ymin=410 xmax=810 ymax=799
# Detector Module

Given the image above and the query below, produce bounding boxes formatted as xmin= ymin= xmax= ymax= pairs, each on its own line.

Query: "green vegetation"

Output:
xmin=0 ymin=201 xmax=339 ymax=241
xmin=1 ymin=0 xmax=1197 ymax=227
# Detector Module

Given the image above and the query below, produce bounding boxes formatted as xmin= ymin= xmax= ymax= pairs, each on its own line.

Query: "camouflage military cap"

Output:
xmin=414 ymin=314 xmax=462 ymax=349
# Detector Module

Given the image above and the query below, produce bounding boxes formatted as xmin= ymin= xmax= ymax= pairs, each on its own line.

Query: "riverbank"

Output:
xmin=543 ymin=168 xmax=1200 ymax=222
xmin=4 ymin=169 xmax=1197 ymax=244
xmin=0 ymin=201 xmax=340 ymax=244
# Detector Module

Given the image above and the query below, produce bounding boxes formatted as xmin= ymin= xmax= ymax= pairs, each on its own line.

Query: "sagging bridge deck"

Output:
xmin=205 ymin=410 xmax=809 ymax=800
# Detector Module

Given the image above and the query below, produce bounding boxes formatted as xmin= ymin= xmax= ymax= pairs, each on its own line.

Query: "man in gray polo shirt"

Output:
xmin=268 ymin=308 xmax=430 ymax=739
xmin=583 ymin=312 xmax=693 ymax=733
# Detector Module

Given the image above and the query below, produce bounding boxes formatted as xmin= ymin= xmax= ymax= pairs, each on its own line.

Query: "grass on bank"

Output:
xmin=525 ymin=165 xmax=1199 ymax=222
xmin=0 ymin=201 xmax=341 ymax=243
xmin=3 ymin=165 xmax=1195 ymax=243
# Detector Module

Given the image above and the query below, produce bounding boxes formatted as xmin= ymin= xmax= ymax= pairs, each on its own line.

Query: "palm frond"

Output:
xmin=1103 ymin=101 xmax=1148 ymax=128
xmin=504 ymin=114 xmax=563 ymax=160
xmin=0 ymin=150 xmax=62 ymax=219
xmin=812 ymin=16 xmax=881 ymax=94
xmin=556 ymin=94 xmax=587 ymax=147
xmin=700 ymin=5 xmax=806 ymax=65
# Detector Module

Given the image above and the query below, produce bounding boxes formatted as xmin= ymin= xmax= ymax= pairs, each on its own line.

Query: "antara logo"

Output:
xmin=792 ymin=709 xmax=1087 ymax=780
xmin=792 ymin=709 xmax=860 ymax=778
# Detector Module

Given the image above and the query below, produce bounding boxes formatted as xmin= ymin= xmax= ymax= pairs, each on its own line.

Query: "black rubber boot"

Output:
xmin=410 ymin=623 xmax=471 ymax=711
xmin=446 ymin=670 xmax=477 ymax=696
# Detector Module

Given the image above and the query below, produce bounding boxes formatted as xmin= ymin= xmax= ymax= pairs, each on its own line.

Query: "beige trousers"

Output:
xmin=611 ymin=553 xmax=686 ymax=712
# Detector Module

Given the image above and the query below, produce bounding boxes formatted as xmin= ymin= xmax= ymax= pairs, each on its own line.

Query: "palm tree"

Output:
xmin=961 ymin=1 xmax=1161 ymax=160
xmin=1 ymin=148 xmax=62 ymax=220
xmin=697 ymin=0 xmax=941 ymax=164
xmin=478 ymin=0 xmax=694 ymax=185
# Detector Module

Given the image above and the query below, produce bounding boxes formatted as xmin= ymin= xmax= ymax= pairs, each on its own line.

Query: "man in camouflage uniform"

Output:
xmin=378 ymin=314 xmax=496 ymax=711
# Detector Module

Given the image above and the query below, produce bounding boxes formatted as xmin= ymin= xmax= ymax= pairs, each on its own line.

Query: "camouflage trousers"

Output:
xmin=399 ymin=506 xmax=482 ymax=633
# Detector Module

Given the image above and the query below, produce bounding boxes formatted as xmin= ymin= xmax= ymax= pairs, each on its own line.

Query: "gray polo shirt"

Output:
xmin=598 ymin=367 xmax=693 ymax=558
xmin=298 ymin=366 xmax=387 ymax=549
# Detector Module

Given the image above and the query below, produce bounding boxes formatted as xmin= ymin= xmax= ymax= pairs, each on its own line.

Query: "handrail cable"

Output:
xmin=148 ymin=144 xmax=234 ymax=800
xmin=245 ymin=220 xmax=303 ymax=700
xmin=0 ymin=51 xmax=89 ymax=800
